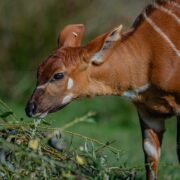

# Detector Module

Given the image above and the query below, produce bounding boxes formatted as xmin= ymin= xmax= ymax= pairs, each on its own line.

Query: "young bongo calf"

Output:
xmin=26 ymin=0 xmax=180 ymax=179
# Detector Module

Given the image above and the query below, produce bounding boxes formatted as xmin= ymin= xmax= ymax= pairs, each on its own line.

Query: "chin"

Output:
xmin=31 ymin=104 xmax=69 ymax=119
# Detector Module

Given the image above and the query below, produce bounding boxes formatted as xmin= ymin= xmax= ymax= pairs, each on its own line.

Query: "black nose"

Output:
xmin=25 ymin=101 xmax=37 ymax=117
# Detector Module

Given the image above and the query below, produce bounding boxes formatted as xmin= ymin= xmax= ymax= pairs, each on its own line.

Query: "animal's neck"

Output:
xmin=87 ymin=26 xmax=151 ymax=97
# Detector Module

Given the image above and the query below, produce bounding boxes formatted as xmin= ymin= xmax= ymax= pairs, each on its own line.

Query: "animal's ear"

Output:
xmin=58 ymin=24 xmax=85 ymax=47
xmin=86 ymin=25 xmax=123 ymax=64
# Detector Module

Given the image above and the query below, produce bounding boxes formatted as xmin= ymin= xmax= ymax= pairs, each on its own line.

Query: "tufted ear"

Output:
xmin=86 ymin=25 xmax=123 ymax=64
xmin=58 ymin=24 xmax=85 ymax=47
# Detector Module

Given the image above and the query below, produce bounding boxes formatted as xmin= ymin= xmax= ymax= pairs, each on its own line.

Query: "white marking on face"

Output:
xmin=62 ymin=94 xmax=73 ymax=104
xmin=67 ymin=78 xmax=74 ymax=90
xmin=122 ymin=84 xmax=150 ymax=100
xmin=31 ymin=111 xmax=48 ymax=119
xmin=36 ymin=83 xmax=48 ymax=90
xmin=39 ymin=112 xmax=48 ymax=119
xmin=144 ymin=140 xmax=159 ymax=160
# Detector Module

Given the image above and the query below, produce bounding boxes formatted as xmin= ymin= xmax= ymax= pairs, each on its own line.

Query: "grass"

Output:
xmin=1 ymin=97 xmax=180 ymax=179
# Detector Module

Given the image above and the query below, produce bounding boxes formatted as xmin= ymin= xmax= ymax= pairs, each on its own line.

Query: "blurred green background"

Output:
xmin=0 ymin=0 xmax=179 ymax=178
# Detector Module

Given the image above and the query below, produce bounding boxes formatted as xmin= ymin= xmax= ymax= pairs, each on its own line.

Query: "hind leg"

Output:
xmin=176 ymin=116 xmax=180 ymax=163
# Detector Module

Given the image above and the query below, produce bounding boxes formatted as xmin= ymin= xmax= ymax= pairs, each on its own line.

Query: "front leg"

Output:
xmin=138 ymin=110 xmax=165 ymax=180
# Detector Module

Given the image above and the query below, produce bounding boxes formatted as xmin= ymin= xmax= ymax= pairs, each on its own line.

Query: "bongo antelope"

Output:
xmin=26 ymin=0 xmax=180 ymax=179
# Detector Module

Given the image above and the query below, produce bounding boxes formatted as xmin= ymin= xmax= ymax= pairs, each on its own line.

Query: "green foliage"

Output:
xmin=0 ymin=100 xmax=139 ymax=179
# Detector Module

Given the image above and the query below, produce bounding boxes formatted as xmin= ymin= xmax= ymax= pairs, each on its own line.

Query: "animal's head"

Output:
xmin=25 ymin=24 xmax=123 ymax=118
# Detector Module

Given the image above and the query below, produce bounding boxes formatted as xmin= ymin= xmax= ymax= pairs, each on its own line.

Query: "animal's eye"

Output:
xmin=53 ymin=73 xmax=64 ymax=80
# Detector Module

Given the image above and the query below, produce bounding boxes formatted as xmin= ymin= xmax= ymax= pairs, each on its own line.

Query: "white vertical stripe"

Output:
xmin=36 ymin=83 xmax=47 ymax=90
xmin=153 ymin=3 xmax=180 ymax=24
xmin=171 ymin=1 xmax=180 ymax=9
xmin=67 ymin=78 xmax=74 ymax=90
xmin=143 ymin=11 xmax=180 ymax=57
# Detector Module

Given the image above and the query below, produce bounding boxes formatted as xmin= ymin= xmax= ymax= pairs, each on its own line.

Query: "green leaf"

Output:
xmin=86 ymin=118 xmax=96 ymax=123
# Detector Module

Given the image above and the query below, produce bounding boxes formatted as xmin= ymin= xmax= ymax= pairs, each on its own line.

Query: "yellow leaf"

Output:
xmin=28 ymin=139 xmax=39 ymax=151
xmin=76 ymin=155 xmax=86 ymax=165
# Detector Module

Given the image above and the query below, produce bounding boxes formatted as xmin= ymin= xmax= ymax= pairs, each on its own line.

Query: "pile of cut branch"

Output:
xmin=0 ymin=99 xmax=138 ymax=179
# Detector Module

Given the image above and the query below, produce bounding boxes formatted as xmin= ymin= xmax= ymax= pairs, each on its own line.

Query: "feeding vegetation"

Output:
xmin=0 ymin=99 xmax=141 ymax=179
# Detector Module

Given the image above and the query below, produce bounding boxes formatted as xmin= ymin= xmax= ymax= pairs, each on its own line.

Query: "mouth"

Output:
xmin=49 ymin=103 xmax=69 ymax=113
xmin=31 ymin=112 xmax=48 ymax=119
xmin=29 ymin=103 xmax=70 ymax=119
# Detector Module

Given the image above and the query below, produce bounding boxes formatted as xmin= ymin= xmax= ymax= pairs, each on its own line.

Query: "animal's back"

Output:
xmin=146 ymin=0 xmax=180 ymax=93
